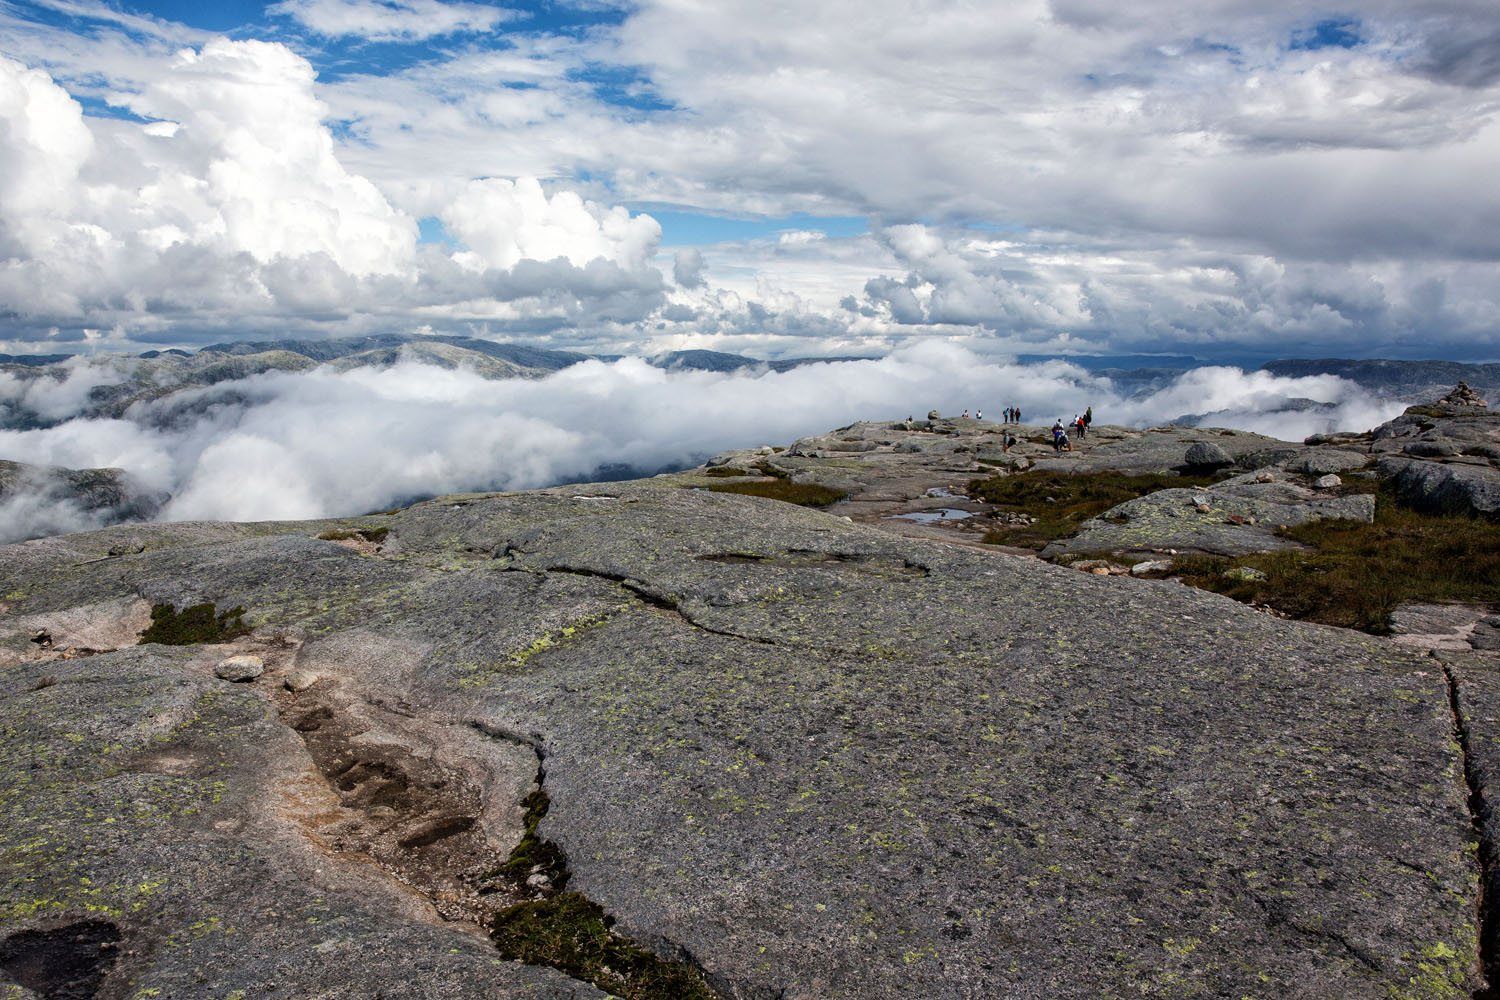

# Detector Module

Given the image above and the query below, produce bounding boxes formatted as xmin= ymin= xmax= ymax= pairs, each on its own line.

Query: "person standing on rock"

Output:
xmin=976 ymin=409 xmax=983 ymax=422
xmin=1084 ymin=406 xmax=1093 ymax=430
xmin=1016 ymin=406 xmax=1022 ymax=424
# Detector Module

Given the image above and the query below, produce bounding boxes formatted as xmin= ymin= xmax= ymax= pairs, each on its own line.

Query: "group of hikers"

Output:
xmin=1049 ymin=407 xmax=1093 ymax=452
xmin=924 ymin=405 xmax=1096 ymax=453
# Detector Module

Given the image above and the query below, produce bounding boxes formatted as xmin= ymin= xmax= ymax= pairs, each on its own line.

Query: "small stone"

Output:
xmin=1314 ymin=474 xmax=1342 ymax=489
xmin=526 ymin=873 xmax=551 ymax=890
xmin=1131 ymin=560 xmax=1172 ymax=576
xmin=284 ymin=669 xmax=319 ymax=692
xmin=1090 ymin=567 xmax=1111 ymax=576
xmin=215 ymin=654 xmax=264 ymax=682
xmin=1223 ymin=566 xmax=1268 ymax=583
xmin=927 ymin=409 xmax=942 ymax=421
xmin=1254 ymin=470 xmax=1275 ymax=483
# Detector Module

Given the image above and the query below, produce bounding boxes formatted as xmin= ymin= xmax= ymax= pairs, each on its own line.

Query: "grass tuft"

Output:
xmin=1161 ymin=492 xmax=1500 ymax=632
xmin=139 ymin=603 xmax=250 ymax=645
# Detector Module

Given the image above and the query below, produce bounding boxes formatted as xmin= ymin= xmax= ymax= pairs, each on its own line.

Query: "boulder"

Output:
xmin=1284 ymin=449 xmax=1369 ymax=475
xmin=1378 ymin=456 xmax=1500 ymax=518
xmin=1183 ymin=441 xmax=1232 ymax=469
xmin=1314 ymin=474 xmax=1342 ymax=490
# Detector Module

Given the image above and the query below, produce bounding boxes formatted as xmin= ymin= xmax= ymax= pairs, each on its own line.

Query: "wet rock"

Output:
xmin=214 ymin=654 xmax=263 ymax=682
xmin=1183 ymin=441 xmax=1232 ymax=469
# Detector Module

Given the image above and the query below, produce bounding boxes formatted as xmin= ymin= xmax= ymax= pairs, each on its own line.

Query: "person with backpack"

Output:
xmin=1084 ymin=406 xmax=1093 ymax=429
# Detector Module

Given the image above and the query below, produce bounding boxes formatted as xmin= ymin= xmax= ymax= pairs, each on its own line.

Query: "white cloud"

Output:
xmin=443 ymin=176 xmax=660 ymax=271
xmin=0 ymin=346 xmax=1403 ymax=533
xmin=268 ymin=0 xmax=514 ymax=42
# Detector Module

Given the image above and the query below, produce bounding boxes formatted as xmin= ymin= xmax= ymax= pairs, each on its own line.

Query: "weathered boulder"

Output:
xmin=1183 ymin=441 xmax=1232 ymax=468
xmin=1284 ymin=448 xmax=1370 ymax=475
xmin=1379 ymin=456 xmax=1500 ymax=518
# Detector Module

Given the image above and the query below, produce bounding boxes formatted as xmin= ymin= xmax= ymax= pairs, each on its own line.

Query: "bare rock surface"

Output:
xmin=1042 ymin=475 xmax=1375 ymax=559
xmin=0 ymin=479 xmax=1487 ymax=998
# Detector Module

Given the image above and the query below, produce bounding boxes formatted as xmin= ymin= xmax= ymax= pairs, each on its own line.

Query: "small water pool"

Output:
xmin=887 ymin=508 xmax=975 ymax=524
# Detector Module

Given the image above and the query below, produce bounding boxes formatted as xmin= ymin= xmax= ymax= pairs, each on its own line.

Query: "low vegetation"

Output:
xmin=317 ymin=526 xmax=390 ymax=543
xmin=1162 ymin=494 xmax=1500 ymax=632
xmin=701 ymin=466 xmax=752 ymax=478
xmin=706 ymin=479 xmax=847 ymax=508
xmin=969 ymin=470 xmax=1222 ymax=548
xmin=490 ymin=893 xmax=716 ymax=999
xmin=139 ymin=603 xmax=250 ymax=645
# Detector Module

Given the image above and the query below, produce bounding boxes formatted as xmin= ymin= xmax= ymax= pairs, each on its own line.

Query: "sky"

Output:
xmin=2 ymin=0 xmax=1500 ymax=362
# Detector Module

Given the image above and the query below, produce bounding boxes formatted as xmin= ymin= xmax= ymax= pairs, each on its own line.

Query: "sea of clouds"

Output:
xmin=0 ymin=343 xmax=1405 ymax=543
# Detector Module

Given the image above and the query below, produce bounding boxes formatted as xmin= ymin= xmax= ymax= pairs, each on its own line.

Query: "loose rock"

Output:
xmin=214 ymin=654 xmax=263 ymax=682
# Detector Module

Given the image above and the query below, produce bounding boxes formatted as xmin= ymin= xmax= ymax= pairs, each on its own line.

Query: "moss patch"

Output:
xmin=138 ymin=603 xmax=250 ymax=646
xmin=969 ymin=470 xmax=1222 ymax=549
xmin=316 ymin=526 xmax=390 ymax=544
xmin=498 ymin=787 xmax=567 ymax=887
xmin=706 ymin=480 xmax=847 ymax=508
xmin=490 ymin=893 xmax=716 ymax=999
xmin=701 ymin=466 xmax=752 ymax=478
xmin=1157 ymin=492 xmax=1500 ymax=632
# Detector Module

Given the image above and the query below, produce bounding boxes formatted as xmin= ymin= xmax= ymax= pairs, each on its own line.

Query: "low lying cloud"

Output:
xmin=0 ymin=344 xmax=1405 ymax=541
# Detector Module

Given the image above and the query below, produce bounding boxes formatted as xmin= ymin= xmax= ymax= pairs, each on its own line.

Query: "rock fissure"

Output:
xmin=1444 ymin=661 xmax=1500 ymax=998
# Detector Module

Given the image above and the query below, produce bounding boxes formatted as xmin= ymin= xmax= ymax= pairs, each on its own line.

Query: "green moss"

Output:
xmin=490 ymin=893 xmax=716 ymax=999
xmin=706 ymin=480 xmax=847 ymax=508
xmin=701 ymin=466 xmax=752 ymax=478
xmin=1162 ymin=491 xmax=1500 ymax=632
xmin=969 ymin=470 xmax=1224 ymax=549
xmin=498 ymin=787 xmax=567 ymax=885
xmin=139 ymin=603 xmax=250 ymax=646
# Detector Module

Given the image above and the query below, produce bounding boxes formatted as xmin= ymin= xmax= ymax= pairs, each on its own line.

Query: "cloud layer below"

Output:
xmin=0 ymin=346 xmax=1404 ymax=541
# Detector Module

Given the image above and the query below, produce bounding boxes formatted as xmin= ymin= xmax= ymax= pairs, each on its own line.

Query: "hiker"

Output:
xmin=1002 ymin=429 xmax=1016 ymax=453
xmin=1051 ymin=420 xmax=1065 ymax=452
xmin=1075 ymin=414 xmax=1087 ymax=439
xmin=1084 ymin=405 xmax=1093 ymax=430
xmin=975 ymin=408 xmax=983 ymax=422
xmin=1015 ymin=406 xmax=1022 ymax=424
xmin=961 ymin=408 xmax=970 ymax=419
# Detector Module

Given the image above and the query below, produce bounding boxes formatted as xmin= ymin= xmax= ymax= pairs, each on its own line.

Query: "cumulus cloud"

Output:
xmin=0 ymin=346 xmax=1403 ymax=534
xmin=443 ymin=177 xmax=661 ymax=271
xmin=0 ymin=43 xmax=667 ymax=344
xmin=672 ymin=248 xmax=706 ymax=288
xmin=268 ymin=0 xmax=514 ymax=41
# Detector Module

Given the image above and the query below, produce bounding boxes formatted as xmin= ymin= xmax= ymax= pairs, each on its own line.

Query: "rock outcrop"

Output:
xmin=0 ymin=477 xmax=1491 ymax=998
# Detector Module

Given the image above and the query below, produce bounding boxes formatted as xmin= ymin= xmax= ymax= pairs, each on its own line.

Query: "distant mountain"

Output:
xmin=650 ymin=349 xmax=877 ymax=373
xmin=1262 ymin=358 xmax=1500 ymax=403
xmin=1017 ymin=353 xmax=1203 ymax=371
xmin=199 ymin=333 xmax=590 ymax=372
xmin=0 ymin=353 xmax=73 ymax=366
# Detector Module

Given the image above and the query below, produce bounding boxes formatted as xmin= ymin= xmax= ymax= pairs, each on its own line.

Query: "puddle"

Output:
xmin=887 ymin=508 xmax=975 ymax=524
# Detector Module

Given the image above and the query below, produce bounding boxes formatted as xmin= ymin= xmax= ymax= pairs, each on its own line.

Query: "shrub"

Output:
xmin=139 ymin=603 xmax=250 ymax=645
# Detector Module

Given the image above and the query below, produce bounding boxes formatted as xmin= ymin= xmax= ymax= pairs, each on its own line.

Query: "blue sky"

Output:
xmin=1 ymin=0 xmax=1499 ymax=361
